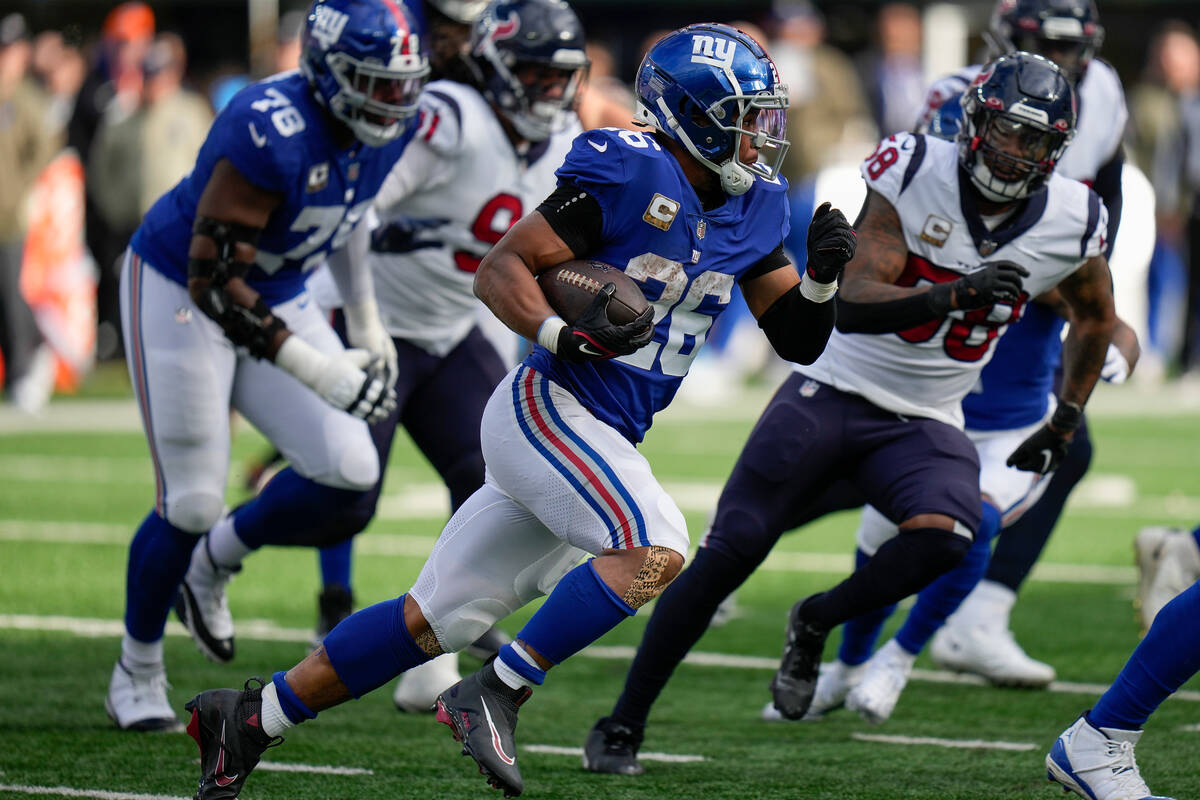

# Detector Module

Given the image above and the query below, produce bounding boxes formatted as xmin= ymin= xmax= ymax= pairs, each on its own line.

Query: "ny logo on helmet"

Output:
xmin=691 ymin=35 xmax=736 ymax=69
xmin=311 ymin=6 xmax=349 ymax=49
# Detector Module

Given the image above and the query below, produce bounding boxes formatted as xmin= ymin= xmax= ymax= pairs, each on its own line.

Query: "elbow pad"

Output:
xmin=836 ymin=283 xmax=954 ymax=334
xmin=758 ymin=283 xmax=836 ymax=365
xmin=188 ymin=217 xmax=262 ymax=285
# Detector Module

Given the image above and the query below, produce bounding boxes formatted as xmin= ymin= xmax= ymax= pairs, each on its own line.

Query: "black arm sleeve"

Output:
xmin=757 ymin=284 xmax=836 ymax=365
xmin=738 ymin=241 xmax=791 ymax=285
xmin=835 ymin=283 xmax=955 ymax=334
xmin=536 ymin=181 xmax=604 ymax=258
xmin=1092 ymin=148 xmax=1124 ymax=260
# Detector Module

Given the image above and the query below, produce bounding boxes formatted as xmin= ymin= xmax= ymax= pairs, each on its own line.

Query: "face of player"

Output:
xmin=350 ymin=69 xmax=424 ymax=126
xmin=1016 ymin=35 xmax=1090 ymax=83
xmin=979 ymin=115 xmax=1057 ymax=182
xmin=515 ymin=62 xmax=576 ymax=105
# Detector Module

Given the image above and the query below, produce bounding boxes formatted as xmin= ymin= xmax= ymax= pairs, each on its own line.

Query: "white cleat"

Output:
xmin=930 ymin=623 xmax=1055 ymax=687
xmin=105 ymin=660 xmax=183 ymax=732
xmin=1046 ymin=716 xmax=1174 ymax=800
xmin=174 ymin=536 xmax=238 ymax=663
xmin=844 ymin=640 xmax=914 ymax=725
xmin=762 ymin=659 xmax=867 ymax=721
xmin=1139 ymin=528 xmax=1200 ymax=634
xmin=394 ymin=653 xmax=462 ymax=713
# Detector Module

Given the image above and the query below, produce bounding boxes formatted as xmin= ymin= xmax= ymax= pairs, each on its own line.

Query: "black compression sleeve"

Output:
xmin=536 ymin=182 xmax=604 ymax=258
xmin=836 ymin=283 xmax=954 ymax=334
xmin=1092 ymin=149 xmax=1124 ymax=260
xmin=739 ymin=241 xmax=791 ymax=284
xmin=757 ymin=283 xmax=836 ymax=365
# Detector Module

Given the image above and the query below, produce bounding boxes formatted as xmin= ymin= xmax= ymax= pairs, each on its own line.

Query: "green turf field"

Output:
xmin=1 ymin=382 xmax=1198 ymax=800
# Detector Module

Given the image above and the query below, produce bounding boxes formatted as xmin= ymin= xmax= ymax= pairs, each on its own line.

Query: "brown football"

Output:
xmin=536 ymin=259 xmax=650 ymax=326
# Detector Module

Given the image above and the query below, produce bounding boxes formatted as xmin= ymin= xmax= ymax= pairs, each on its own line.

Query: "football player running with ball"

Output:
xmin=182 ymin=23 xmax=855 ymax=799
xmin=585 ymin=52 xmax=1117 ymax=774
xmin=105 ymin=0 xmax=428 ymax=733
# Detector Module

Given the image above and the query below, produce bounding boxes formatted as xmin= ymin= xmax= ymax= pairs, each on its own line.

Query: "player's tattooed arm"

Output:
xmin=1056 ymin=254 xmax=1118 ymax=407
xmin=188 ymin=158 xmax=288 ymax=358
xmin=837 ymin=190 xmax=912 ymax=303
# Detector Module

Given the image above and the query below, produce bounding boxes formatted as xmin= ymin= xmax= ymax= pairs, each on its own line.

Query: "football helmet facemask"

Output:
xmin=958 ymin=52 xmax=1076 ymax=203
xmin=985 ymin=0 xmax=1104 ymax=85
xmin=465 ymin=0 xmax=588 ymax=142
xmin=301 ymin=0 xmax=431 ymax=147
xmin=635 ymin=23 xmax=789 ymax=196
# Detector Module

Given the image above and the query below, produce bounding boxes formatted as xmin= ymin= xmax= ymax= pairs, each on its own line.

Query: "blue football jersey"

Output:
xmin=525 ymin=128 xmax=790 ymax=443
xmin=131 ymin=71 xmax=415 ymax=306
xmin=962 ymin=302 xmax=1064 ymax=431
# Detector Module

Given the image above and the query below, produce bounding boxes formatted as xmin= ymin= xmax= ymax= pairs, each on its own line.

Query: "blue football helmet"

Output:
xmin=465 ymin=0 xmax=588 ymax=142
xmin=958 ymin=52 xmax=1076 ymax=203
xmin=985 ymin=0 xmax=1104 ymax=85
xmin=926 ymin=93 xmax=964 ymax=142
xmin=635 ymin=23 xmax=789 ymax=196
xmin=301 ymin=0 xmax=431 ymax=147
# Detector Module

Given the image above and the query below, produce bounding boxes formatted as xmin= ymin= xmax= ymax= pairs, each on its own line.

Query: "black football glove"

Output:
xmin=953 ymin=260 xmax=1030 ymax=310
xmin=805 ymin=202 xmax=857 ymax=283
xmin=1006 ymin=400 xmax=1083 ymax=474
xmin=557 ymin=283 xmax=655 ymax=362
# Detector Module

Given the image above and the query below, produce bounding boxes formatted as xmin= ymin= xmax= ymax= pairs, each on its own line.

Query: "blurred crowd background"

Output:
xmin=2 ymin=0 xmax=1199 ymax=414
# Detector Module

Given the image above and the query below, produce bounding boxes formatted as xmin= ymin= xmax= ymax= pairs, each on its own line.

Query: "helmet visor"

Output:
xmin=978 ymin=114 xmax=1065 ymax=182
xmin=709 ymin=89 xmax=790 ymax=181
xmin=1013 ymin=34 xmax=1093 ymax=81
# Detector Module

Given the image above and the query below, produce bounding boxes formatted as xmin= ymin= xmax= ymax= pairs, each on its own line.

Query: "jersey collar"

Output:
xmin=957 ymin=166 xmax=1048 ymax=257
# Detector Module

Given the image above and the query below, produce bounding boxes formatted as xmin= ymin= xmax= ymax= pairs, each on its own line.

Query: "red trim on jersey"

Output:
xmin=423 ymin=112 xmax=440 ymax=142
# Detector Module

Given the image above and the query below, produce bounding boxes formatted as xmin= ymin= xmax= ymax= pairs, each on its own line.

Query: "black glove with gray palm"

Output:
xmin=557 ymin=283 xmax=655 ymax=362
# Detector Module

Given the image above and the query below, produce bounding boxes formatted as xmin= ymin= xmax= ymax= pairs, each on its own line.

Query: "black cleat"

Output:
xmin=770 ymin=595 xmax=829 ymax=720
xmin=435 ymin=666 xmax=531 ymax=798
xmin=185 ymin=678 xmax=280 ymax=800
xmin=582 ymin=716 xmax=645 ymax=776
xmin=464 ymin=627 xmax=513 ymax=661
xmin=312 ymin=584 xmax=354 ymax=647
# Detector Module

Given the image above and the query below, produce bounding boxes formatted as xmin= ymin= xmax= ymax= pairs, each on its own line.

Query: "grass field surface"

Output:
xmin=1 ymin=377 xmax=1198 ymax=800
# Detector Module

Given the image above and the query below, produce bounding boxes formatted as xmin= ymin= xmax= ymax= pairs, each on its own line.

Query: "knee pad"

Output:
xmin=900 ymin=526 xmax=972 ymax=575
xmin=165 ymin=492 xmax=225 ymax=534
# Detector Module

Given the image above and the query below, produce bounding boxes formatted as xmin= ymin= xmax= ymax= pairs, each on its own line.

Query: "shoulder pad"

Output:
xmin=859 ymin=132 xmax=932 ymax=204
xmin=415 ymin=82 xmax=470 ymax=157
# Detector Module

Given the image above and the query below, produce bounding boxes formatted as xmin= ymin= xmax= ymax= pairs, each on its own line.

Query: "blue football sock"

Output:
xmin=124 ymin=511 xmax=199 ymax=642
xmin=319 ymin=539 xmax=353 ymax=590
xmin=231 ymin=467 xmax=362 ymax=550
xmin=1089 ymin=579 xmax=1200 ymax=731
xmin=838 ymin=548 xmax=897 ymax=666
xmin=513 ymin=560 xmax=635 ymax=667
xmin=271 ymin=670 xmax=317 ymax=723
xmin=323 ymin=594 xmax=431 ymax=698
xmin=895 ymin=502 xmax=1002 ymax=655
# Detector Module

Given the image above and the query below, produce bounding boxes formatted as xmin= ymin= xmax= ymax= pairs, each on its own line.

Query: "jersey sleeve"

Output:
xmin=415 ymin=88 xmax=466 ymax=158
xmin=373 ymin=135 xmax=455 ymax=214
xmin=1089 ymin=60 xmax=1128 ymax=165
xmin=207 ymin=94 xmax=294 ymax=195
xmin=859 ymin=132 xmax=928 ymax=207
xmin=915 ymin=72 xmax=972 ymax=132
xmin=1082 ymin=189 xmax=1110 ymax=260
xmin=553 ymin=129 xmax=632 ymax=243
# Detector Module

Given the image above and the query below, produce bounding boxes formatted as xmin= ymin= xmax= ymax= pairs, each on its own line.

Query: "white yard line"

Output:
xmin=0 ymin=784 xmax=188 ymax=800
xmin=849 ymin=733 xmax=1036 ymax=752
xmin=522 ymin=744 xmax=706 ymax=763
xmin=251 ymin=762 xmax=373 ymax=776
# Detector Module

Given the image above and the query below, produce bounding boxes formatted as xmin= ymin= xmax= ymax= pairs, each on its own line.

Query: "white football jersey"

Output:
xmin=798 ymin=133 xmax=1107 ymax=428
xmin=370 ymin=80 xmax=580 ymax=356
xmin=915 ymin=59 xmax=1126 ymax=183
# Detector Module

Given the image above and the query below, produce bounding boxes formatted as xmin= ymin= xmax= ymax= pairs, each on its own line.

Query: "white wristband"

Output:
xmin=536 ymin=316 xmax=567 ymax=353
xmin=274 ymin=335 xmax=328 ymax=390
xmin=799 ymin=274 xmax=838 ymax=303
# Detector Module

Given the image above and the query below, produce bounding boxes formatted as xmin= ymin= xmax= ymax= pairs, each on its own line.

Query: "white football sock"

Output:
xmin=121 ymin=634 xmax=163 ymax=669
xmin=493 ymin=643 xmax=541 ymax=691
xmin=260 ymin=681 xmax=296 ymax=738
xmin=204 ymin=514 xmax=252 ymax=569
xmin=952 ymin=579 xmax=1017 ymax=630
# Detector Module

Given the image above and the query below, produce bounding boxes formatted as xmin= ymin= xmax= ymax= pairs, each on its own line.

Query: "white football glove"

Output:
xmin=275 ymin=336 xmax=397 ymax=423
xmin=1100 ymin=342 xmax=1129 ymax=385
xmin=344 ymin=298 xmax=398 ymax=387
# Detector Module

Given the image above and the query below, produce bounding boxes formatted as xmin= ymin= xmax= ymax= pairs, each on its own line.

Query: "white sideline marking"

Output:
xmin=3 ymin=614 xmax=1200 ymax=704
xmin=1178 ymin=723 xmax=1200 ymax=732
xmin=0 ymin=783 xmax=187 ymax=800
xmin=523 ymin=744 xmax=706 ymax=763
xmin=0 ymin=520 xmax=1143 ymax=586
xmin=850 ymin=733 xmax=1036 ymax=752
xmin=256 ymin=762 xmax=373 ymax=776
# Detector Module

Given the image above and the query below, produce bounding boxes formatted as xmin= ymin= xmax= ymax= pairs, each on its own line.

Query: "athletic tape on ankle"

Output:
xmin=497 ymin=643 xmax=546 ymax=686
xmin=272 ymin=671 xmax=316 ymax=722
